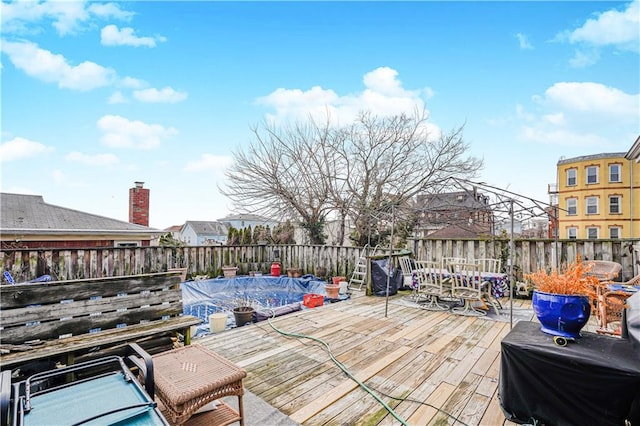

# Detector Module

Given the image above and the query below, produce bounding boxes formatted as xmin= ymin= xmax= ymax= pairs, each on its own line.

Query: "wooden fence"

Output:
xmin=0 ymin=244 xmax=370 ymax=283
xmin=1 ymin=239 xmax=638 ymax=283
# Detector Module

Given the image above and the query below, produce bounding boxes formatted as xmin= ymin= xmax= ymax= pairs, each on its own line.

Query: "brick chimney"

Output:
xmin=129 ymin=181 xmax=149 ymax=226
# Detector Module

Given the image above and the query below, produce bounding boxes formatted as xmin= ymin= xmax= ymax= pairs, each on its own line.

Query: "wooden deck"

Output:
xmin=196 ymin=292 xmax=600 ymax=425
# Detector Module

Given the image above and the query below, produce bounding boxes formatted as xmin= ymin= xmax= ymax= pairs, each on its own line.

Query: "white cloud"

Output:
xmin=557 ymin=0 xmax=639 ymax=66
xmin=66 ymin=151 xmax=119 ymax=166
xmin=97 ymin=115 xmax=178 ymax=149
xmin=515 ymin=33 xmax=533 ymax=50
xmin=541 ymin=82 xmax=638 ymax=119
xmin=118 ymin=76 xmax=147 ymax=89
xmin=568 ymin=49 xmax=600 ymax=68
xmin=0 ymin=137 xmax=54 ymax=162
xmin=1 ymin=40 xmax=115 ymax=91
xmin=185 ymin=154 xmax=234 ymax=178
xmin=1 ymin=0 xmax=133 ymax=36
xmin=255 ymin=67 xmax=431 ymax=124
xmin=519 ymin=82 xmax=639 ymax=146
xmin=133 ymin=87 xmax=188 ymax=103
xmin=101 ymin=25 xmax=166 ymax=47
xmin=567 ymin=0 xmax=639 ymax=51
xmin=107 ymin=91 xmax=128 ymax=104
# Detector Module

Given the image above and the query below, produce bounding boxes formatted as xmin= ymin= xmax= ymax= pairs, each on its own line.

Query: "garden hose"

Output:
xmin=265 ymin=309 xmax=410 ymax=425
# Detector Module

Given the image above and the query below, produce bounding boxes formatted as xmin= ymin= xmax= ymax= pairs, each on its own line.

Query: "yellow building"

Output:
xmin=555 ymin=152 xmax=640 ymax=239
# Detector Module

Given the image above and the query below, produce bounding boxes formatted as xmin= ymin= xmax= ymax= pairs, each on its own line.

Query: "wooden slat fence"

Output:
xmin=0 ymin=245 xmax=372 ymax=283
xmin=1 ymin=239 xmax=638 ymax=283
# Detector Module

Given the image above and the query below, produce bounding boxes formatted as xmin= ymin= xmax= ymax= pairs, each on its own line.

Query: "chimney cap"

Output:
xmin=134 ymin=181 xmax=145 ymax=188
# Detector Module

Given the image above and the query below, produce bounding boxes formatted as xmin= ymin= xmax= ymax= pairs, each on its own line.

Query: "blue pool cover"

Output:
xmin=182 ymin=275 xmax=330 ymax=335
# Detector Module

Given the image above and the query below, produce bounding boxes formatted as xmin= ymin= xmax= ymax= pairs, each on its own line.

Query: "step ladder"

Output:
xmin=348 ymin=244 xmax=379 ymax=291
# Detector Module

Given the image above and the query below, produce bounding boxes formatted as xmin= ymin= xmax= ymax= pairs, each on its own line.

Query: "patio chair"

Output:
xmin=398 ymin=256 xmax=415 ymax=288
xmin=475 ymin=258 xmax=502 ymax=274
xmin=586 ymin=260 xmax=622 ymax=282
xmin=596 ymin=290 xmax=632 ymax=336
xmin=442 ymin=257 xmax=466 ymax=270
xmin=448 ymin=261 xmax=487 ymax=317
xmin=475 ymin=258 xmax=504 ymax=314
xmin=413 ymin=260 xmax=451 ymax=311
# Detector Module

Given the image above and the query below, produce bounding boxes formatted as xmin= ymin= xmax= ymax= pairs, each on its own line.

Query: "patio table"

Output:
xmin=152 ymin=344 xmax=247 ymax=425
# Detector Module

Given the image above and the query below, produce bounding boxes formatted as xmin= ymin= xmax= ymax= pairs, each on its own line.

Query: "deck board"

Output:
xmin=196 ymin=291 xmax=599 ymax=425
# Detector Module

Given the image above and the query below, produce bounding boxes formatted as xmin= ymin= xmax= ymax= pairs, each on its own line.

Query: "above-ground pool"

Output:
xmin=182 ymin=275 xmax=342 ymax=336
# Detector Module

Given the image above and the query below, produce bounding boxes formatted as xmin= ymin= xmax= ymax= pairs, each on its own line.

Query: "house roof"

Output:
xmin=626 ymin=135 xmax=640 ymax=162
xmin=426 ymin=223 xmax=488 ymax=239
xmin=218 ymin=213 xmax=276 ymax=223
xmin=0 ymin=193 xmax=161 ymax=236
xmin=416 ymin=190 xmax=490 ymax=211
xmin=557 ymin=152 xmax=626 ymax=165
xmin=182 ymin=221 xmax=228 ymax=235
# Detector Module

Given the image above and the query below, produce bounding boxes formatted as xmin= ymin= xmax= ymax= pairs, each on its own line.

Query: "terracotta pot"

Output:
xmin=222 ymin=266 xmax=237 ymax=278
xmin=287 ymin=268 xmax=302 ymax=278
xmin=332 ymin=276 xmax=346 ymax=285
xmin=325 ymin=284 xmax=340 ymax=299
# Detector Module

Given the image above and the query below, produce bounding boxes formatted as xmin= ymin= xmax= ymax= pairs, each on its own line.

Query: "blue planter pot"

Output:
xmin=532 ymin=290 xmax=591 ymax=339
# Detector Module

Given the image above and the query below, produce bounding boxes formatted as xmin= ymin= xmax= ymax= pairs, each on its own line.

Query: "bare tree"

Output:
xmin=331 ymin=109 xmax=483 ymax=246
xmin=221 ymin=109 xmax=482 ymax=246
xmin=221 ymin=117 xmax=335 ymax=244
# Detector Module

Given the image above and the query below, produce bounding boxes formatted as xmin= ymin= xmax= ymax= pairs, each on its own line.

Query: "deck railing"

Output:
xmin=1 ymin=239 xmax=638 ymax=282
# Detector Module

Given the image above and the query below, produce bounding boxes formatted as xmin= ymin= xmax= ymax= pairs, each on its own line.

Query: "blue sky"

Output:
xmin=1 ymin=0 xmax=639 ymax=230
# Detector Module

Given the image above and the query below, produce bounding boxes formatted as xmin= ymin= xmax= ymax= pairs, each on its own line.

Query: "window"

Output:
xmin=609 ymin=196 xmax=621 ymax=214
xmin=586 ymin=166 xmax=598 ymax=184
xmin=566 ymin=198 xmax=577 ymax=215
xmin=566 ymin=169 xmax=577 ymax=186
xmin=567 ymin=227 xmax=577 ymax=239
xmin=609 ymin=164 xmax=621 ymax=182
xmin=115 ymin=242 xmax=139 ymax=247
xmin=586 ymin=197 xmax=598 ymax=214
xmin=586 ymin=227 xmax=598 ymax=239
xmin=609 ymin=227 xmax=620 ymax=239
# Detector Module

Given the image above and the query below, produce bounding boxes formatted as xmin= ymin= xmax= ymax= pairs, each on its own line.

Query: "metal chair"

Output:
xmin=398 ymin=256 xmax=415 ymax=288
xmin=475 ymin=258 xmax=501 ymax=274
xmin=442 ymin=257 xmax=466 ymax=270
xmin=475 ymin=258 xmax=503 ymax=314
xmin=414 ymin=260 xmax=451 ymax=311
xmin=448 ymin=262 xmax=487 ymax=317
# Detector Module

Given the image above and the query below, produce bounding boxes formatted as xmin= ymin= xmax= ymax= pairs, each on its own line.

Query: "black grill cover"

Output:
xmin=499 ymin=321 xmax=640 ymax=425
xmin=370 ymin=258 xmax=400 ymax=297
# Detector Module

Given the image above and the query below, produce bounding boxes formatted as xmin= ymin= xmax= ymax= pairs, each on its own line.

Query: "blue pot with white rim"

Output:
xmin=532 ymin=290 xmax=591 ymax=339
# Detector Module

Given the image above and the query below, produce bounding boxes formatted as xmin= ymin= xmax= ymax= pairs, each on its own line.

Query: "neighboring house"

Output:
xmin=0 ymin=192 xmax=163 ymax=249
xmin=164 ymin=224 xmax=183 ymax=240
xmin=551 ymin=151 xmax=640 ymax=240
xmin=218 ymin=214 xmax=279 ymax=231
xmin=414 ymin=188 xmax=495 ymax=238
xmin=180 ymin=221 xmax=229 ymax=245
xmin=625 ymin=135 xmax=640 ymax=162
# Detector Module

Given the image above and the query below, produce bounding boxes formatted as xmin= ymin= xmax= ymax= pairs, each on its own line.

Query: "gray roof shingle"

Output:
xmin=1 ymin=193 xmax=161 ymax=234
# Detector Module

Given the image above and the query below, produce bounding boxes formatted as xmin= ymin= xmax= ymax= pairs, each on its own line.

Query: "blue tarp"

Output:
xmin=182 ymin=275 xmax=330 ymax=336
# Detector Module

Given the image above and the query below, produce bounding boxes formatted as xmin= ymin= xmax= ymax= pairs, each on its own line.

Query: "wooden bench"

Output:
xmin=0 ymin=272 xmax=201 ymax=374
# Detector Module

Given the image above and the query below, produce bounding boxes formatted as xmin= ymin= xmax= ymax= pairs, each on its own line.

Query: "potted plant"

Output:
xmin=287 ymin=266 xmax=302 ymax=278
xmin=222 ymin=265 xmax=238 ymax=278
xmin=526 ymin=255 xmax=600 ymax=339
xmin=232 ymin=296 xmax=255 ymax=327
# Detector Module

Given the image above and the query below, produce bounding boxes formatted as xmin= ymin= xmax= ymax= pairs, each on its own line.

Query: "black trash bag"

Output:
xmin=370 ymin=258 xmax=401 ymax=297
